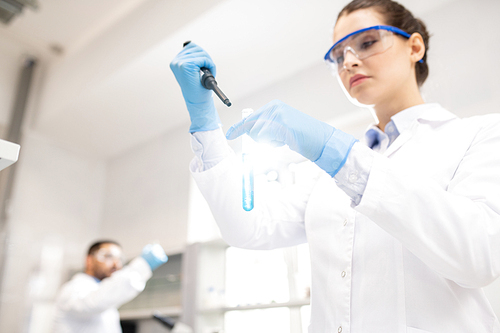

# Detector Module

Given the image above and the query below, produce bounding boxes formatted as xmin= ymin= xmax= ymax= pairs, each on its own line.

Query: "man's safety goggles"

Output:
xmin=324 ymin=25 xmax=422 ymax=75
xmin=94 ymin=248 xmax=124 ymax=264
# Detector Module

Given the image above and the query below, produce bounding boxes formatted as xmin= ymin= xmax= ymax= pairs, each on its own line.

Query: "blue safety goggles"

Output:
xmin=324 ymin=25 xmax=423 ymax=74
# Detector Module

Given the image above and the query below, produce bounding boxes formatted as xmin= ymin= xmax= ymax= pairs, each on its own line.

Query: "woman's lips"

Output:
xmin=350 ymin=74 xmax=369 ymax=88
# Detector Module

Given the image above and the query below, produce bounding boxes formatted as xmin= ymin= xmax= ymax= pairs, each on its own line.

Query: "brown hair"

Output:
xmin=338 ymin=0 xmax=430 ymax=87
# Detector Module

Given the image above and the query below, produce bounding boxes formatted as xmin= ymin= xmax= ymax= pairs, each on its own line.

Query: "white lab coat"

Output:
xmin=191 ymin=104 xmax=500 ymax=332
xmin=53 ymin=257 xmax=152 ymax=333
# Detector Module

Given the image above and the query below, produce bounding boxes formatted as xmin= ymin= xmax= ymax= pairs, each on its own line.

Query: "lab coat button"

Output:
xmin=341 ymin=271 xmax=346 ymax=278
xmin=338 ymin=326 xmax=342 ymax=333
xmin=343 ymin=218 xmax=348 ymax=226
xmin=348 ymin=174 xmax=358 ymax=183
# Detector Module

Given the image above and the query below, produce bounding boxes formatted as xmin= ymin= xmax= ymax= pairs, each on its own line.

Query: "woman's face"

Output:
xmin=334 ymin=8 xmax=416 ymax=107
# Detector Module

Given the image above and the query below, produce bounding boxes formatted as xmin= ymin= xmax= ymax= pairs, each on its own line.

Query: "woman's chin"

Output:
xmin=349 ymin=93 xmax=376 ymax=107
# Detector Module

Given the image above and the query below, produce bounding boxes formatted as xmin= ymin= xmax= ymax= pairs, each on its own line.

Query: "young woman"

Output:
xmin=171 ymin=0 xmax=500 ymax=331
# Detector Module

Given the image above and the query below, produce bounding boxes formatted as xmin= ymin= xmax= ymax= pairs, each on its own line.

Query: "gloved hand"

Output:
xmin=170 ymin=42 xmax=221 ymax=133
xmin=141 ymin=244 xmax=168 ymax=271
xmin=226 ymin=100 xmax=357 ymax=176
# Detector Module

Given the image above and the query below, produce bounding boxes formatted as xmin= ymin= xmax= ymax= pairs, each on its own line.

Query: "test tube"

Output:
xmin=241 ymin=108 xmax=254 ymax=211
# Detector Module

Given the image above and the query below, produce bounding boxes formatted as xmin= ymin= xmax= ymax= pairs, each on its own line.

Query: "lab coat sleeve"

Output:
xmin=334 ymin=142 xmax=374 ymax=205
xmin=192 ymin=129 xmax=233 ymax=171
xmin=190 ymin=132 xmax=318 ymax=250
xmin=356 ymin=115 xmax=500 ymax=288
xmin=56 ymin=257 xmax=152 ymax=317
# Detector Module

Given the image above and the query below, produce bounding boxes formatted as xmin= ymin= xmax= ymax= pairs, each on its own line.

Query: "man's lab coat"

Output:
xmin=53 ymin=257 xmax=152 ymax=333
xmin=191 ymin=104 xmax=500 ymax=332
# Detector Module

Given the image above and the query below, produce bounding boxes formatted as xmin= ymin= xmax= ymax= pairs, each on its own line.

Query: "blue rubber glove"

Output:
xmin=141 ymin=244 xmax=168 ymax=271
xmin=170 ymin=42 xmax=221 ymax=133
xmin=226 ymin=100 xmax=357 ymax=176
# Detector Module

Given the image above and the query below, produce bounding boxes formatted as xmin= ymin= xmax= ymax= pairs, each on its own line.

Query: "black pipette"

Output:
xmin=183 ymin=41 xmax=232 ymax=107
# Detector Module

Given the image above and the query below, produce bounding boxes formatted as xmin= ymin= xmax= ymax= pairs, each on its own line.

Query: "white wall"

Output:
xmin=100 ymin=125 xmax=192 ymax=259
xmin=0 ymin=33 xmax=109 ymax=333
xmin=420 ymin=0 xmax=500 ymax=118
xmin=0 ymin=132 xmax=106 ymax=333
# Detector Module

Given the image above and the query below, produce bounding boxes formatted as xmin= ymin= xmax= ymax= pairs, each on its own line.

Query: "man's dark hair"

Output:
xmin=87 ymin=240 xmax=121 ymax=256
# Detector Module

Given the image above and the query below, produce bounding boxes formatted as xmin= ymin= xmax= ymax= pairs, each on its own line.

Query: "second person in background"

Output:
xmin=53 ymin=240 xmax=168 ymax=333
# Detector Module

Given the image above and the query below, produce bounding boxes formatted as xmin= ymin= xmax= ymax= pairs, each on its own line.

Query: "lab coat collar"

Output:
xmin=369 ymin=103 xmax=457 ymax=157
xmin=84 ymin=272 xmax=102 ymax=283
xmin=364 ymin=103 xmax=451 ymax=148
xmin=391 ymin=103 xmax=455 ymax=134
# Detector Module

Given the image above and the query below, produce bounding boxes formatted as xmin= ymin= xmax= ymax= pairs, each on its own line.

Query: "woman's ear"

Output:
xmin=408 ymin=32 xmax=425 ymax=63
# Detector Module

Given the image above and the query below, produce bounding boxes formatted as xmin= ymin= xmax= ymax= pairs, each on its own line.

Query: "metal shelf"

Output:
xmin=120 ymin=306 xmax=182 ymax=320
xmin=199 ymin=298 xmax=310 ymax=314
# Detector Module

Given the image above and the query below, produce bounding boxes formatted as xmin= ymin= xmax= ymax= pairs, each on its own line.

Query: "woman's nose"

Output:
xmin=342 ymin=47 xmax=360 ymax=70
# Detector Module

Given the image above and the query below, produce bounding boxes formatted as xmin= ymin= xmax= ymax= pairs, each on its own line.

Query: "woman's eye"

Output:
xmin=361 ymin=40 xmax=378 ymax=49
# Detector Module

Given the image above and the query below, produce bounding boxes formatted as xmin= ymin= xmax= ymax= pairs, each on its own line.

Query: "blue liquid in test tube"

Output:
xmin=242 ymin=108 xmax=254 ymax=211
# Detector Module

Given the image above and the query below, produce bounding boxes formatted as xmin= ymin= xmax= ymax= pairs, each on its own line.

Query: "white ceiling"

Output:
xmin=0 ymin=0 xmax=457 ymax=159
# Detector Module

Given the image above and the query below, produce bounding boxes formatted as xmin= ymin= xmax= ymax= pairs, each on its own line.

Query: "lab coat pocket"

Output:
xmin=406 ymin=327 xmax=433 ymax=333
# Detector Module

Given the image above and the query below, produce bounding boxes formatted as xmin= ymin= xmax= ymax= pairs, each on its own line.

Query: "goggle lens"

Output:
xmin=327 ymin=29 xmax=394 ymax=74
xmin=94 ymin=249 xmax=124 ymax=264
